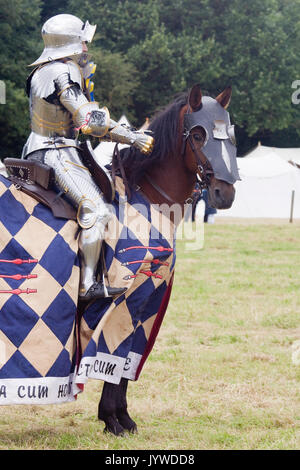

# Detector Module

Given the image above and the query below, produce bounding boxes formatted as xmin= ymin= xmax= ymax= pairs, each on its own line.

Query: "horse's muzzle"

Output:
xmin=208 ymin=184 xmax=235 ymax=210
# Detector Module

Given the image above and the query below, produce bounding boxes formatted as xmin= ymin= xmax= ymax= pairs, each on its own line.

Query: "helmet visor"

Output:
xmin=81 ymin=21 xmax=96 ymax=43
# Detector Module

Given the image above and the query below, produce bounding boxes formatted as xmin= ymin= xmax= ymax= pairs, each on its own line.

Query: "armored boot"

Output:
xmin=78 ymin=220 xmax=126 ymax=302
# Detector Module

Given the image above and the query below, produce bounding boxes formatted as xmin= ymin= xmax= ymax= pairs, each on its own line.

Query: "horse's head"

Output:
xmin=182 ymin=84 xmax=239 ymax=209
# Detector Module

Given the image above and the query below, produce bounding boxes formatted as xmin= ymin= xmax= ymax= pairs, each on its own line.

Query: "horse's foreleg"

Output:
xmin=116 ymin=378 xmax=137 ymax=434
xmin=98 ymin=378 xmax=137 ymax=435
xmin=98 ymin=381 xmax=125 ymax=436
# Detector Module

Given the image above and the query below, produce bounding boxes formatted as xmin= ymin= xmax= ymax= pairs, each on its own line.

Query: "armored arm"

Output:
xmin=106 ymin=120 xmax=154 ymax=155
xmin=79 ymin=110 xmax=153 ymax=155
xmin=55 ymin=68 xmax=110 ymax=137
xmin=55 ymin=61 xmax=154 ymax=154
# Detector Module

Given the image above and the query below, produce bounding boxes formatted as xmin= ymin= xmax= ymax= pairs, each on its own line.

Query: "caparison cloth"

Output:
xmin=0 ymin=175 xmax=175 ymax=405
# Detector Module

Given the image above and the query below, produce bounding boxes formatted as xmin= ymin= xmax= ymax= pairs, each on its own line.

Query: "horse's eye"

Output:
xmin=193 ymin=133 xmax=204 ymax=142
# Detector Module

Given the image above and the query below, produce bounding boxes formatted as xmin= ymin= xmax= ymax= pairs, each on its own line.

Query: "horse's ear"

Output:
xmin=216 ymin=86 xmax=232 ymax=109
xmin=188 ymin=84 xmax=202 ymax=112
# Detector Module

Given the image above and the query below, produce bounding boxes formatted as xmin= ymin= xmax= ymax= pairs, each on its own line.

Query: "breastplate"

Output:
xmin=30 ymin=94 xmax=75 ymax=139
xmin=22 ymin=60 xmax=86 ymax=158
xmin=29 ymin=60 xmax=83 ymax=139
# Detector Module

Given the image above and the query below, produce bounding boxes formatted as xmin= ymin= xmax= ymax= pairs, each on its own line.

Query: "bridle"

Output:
xmin=181 ymin=106 xmax=214 ymax=195
xmin=143 ymin=106 xmax=215 ymax=205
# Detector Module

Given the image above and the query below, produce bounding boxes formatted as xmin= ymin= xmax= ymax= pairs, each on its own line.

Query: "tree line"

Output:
xmin=0 ymin=0 xmax=299 ymax=159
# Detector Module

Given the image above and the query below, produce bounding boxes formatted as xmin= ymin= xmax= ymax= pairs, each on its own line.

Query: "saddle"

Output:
xmin=3 ymin=140 xmax=115 ymax=221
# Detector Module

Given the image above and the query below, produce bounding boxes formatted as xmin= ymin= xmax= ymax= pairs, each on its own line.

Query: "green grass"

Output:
xmin=0 ymin=219 xmax=300 ymax=449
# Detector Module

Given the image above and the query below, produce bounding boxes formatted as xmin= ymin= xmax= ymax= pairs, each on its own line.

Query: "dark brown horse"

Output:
xmin=96 ymin=84 xmax=236 ymax=435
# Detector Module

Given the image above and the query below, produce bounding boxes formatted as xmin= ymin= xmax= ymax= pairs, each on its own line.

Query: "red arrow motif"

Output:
xmin=0 ymin=274 xmax=37 ymax=280
xmin=140 ymin=270 xmax=163 ymax=279
xmin=0 ymin=288 xmax=37 ymax=295
xmin=119 ymin=246 xmax=173 ymax=254
xmin=123 ymin=270 xmax=163 ymax=280
xmin=0 ymin=258 xmax=38 ymax=265
xmin=122 ymin=259 xmax=169 ymax=267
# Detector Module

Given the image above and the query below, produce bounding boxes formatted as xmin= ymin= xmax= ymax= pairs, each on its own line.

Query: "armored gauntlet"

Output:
xmin=78 ymin=107 xmax=111 ymax=137
xmin=108 ymin=123 xmax=154 ymax=155
xmin=83 ymin=111 xmax=154 ymax=154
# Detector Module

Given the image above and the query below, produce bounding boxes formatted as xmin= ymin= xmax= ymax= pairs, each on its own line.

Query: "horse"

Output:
xmin=0 ymin=84 xmax=238 ymax=436
xmin=80 ymin=83 xmax=238 ymax=435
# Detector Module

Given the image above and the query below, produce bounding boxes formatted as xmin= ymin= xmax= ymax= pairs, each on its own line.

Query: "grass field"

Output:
xmin=0 ymin=218 xmax=299 ymax=450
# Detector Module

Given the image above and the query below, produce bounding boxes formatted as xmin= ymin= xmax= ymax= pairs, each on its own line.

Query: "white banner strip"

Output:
xmin=0 ymin=375 xmax=76 ymax=405
xmin=75 ymin=351 xmax=143 ymax=386
xmin=0 ymin=351 xmax=145 ymax=405
xmin=75 ymin=352 xmax=126 ymax=385
xmin=122 ymin=351 xmax=143 ymax=381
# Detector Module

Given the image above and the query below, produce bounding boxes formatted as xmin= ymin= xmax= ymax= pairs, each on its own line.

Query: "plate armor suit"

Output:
xmin=22 ymin=14 xmax=154 ymax=301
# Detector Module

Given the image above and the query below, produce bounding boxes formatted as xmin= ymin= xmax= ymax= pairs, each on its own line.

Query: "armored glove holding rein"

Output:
xmin=81 ymin=110 xmax=154 ymax=155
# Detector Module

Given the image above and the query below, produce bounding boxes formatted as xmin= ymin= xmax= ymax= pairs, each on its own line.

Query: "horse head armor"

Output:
xmin=184 ymin=87 xmax=240 ymax=185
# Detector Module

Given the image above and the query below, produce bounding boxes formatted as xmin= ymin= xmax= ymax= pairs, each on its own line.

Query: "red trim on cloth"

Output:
xmin=75 ymin=310 xmax=84 ymax=393
xmin=135 ymin=271 xmax=175 ymax=380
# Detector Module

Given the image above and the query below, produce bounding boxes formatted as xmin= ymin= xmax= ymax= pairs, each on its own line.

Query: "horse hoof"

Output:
xmin=117 ymin=412 xmax=138 ymax=434
xmin=128 ymin=423 xmax=138 ymax=434
xmin=104 ymin=424 xmax=125 ymax=436
xmin=103 ymin=417 xmax=125 ymax=436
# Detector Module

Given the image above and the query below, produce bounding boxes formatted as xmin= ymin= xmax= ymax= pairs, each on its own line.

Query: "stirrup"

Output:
xmin=79 ymin=281 xmax=127 ymax=301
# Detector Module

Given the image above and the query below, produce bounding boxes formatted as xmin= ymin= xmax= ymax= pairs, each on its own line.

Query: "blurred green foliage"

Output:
xmin=1 ymin=0 xmax=299 ymax=158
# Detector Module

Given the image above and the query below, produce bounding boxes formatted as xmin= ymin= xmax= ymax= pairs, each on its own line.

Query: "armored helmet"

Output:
xmin=29 ymin=14 xmax=96 ymax=66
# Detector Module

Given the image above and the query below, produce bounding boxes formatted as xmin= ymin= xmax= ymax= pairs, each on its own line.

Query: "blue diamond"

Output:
xmin=0 ymin=189 xmax=30 ymax=236
xmin=39 ymin=233 xmax=77 ymax=286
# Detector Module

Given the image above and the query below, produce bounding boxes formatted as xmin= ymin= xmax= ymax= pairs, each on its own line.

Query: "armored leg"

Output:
xmin=38 ymin=147 xmax=125 ymax=299
xmin=77 ymin=212 xmax=126 ymax=299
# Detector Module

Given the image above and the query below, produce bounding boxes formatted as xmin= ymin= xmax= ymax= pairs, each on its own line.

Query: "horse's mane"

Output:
xmin=117 ymin=93 xmax=188 ymax=186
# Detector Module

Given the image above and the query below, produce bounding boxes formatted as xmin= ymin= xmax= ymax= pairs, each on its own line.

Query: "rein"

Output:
xmin=112 ymin=144 xmax=132 ymax=199
xmin=182 ymin=99 xmax=214 ymax=194
xmin=185 ymin=133 xmax=214 ymax=193
xmin=144 ymin=174 xmax=193 ymax=205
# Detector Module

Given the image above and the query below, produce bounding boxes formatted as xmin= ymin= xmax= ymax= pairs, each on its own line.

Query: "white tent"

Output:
xmin=245 ymin=144 xmax=300 ymax=167
xmin=217 ymin=145 xmax=300 ymax=219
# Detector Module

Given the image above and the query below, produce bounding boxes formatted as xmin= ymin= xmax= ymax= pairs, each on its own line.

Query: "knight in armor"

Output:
xmin=22 ymin=14 xmax=154 ymax=301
